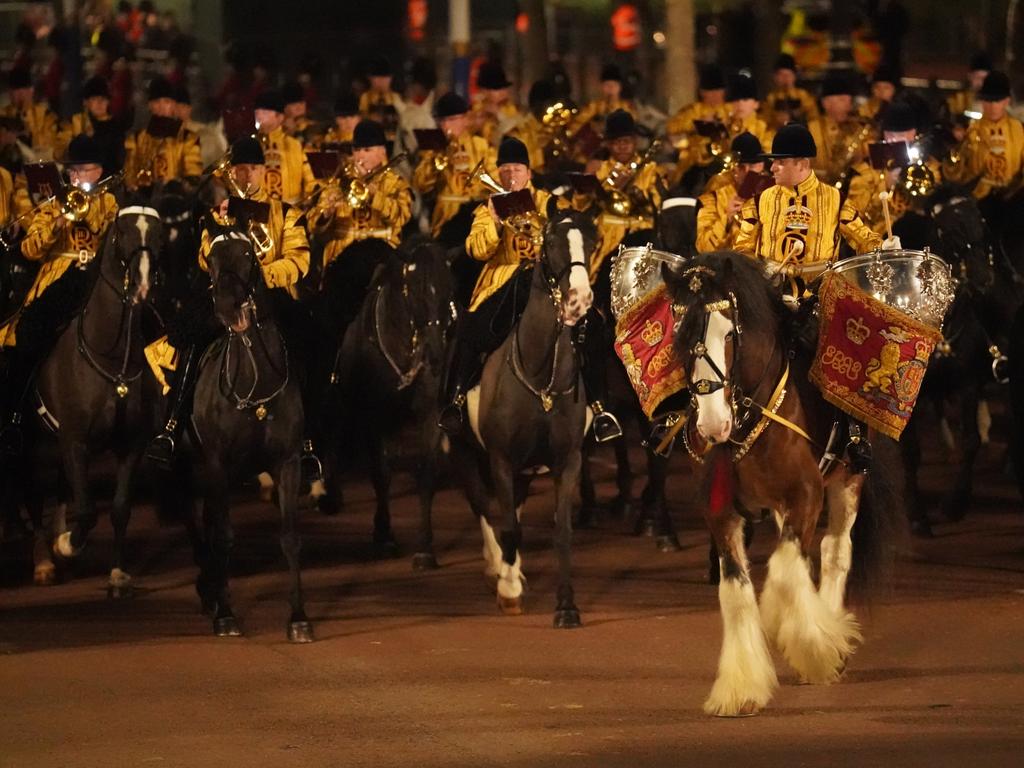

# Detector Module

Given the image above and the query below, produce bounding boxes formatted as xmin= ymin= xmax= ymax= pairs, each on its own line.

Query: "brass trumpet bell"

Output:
xmin=899 ymin=161 xmax=935 ymax=198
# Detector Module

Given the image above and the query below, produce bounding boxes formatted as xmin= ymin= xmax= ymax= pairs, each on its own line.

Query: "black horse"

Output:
xmin=187 ymin=230 xmax=312 ymax=642
xmin=450 ymin=212 xmax=595 ymax=627
xmin=15 ymin=204 xmax=165 ymax=595
xmin=318 ymin=236 xmax=454 ymax=568
xmin=900 ymin=187 xmax=1021 ymax=532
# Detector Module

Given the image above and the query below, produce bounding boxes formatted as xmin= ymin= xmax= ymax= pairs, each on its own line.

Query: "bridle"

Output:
xmin=506 ymin=225 xmax=589 ymax=412
xmin=208 ymin=232 xmax=289 ymax=420
xmin=76 ymin=205 xmax=161 ymax=399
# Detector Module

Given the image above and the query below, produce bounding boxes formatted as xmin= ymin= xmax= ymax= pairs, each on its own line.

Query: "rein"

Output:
xmin=370 ymin=262 xmax=429 ymax=390
xmin=75 ymin=206 xmax=160 ymax=398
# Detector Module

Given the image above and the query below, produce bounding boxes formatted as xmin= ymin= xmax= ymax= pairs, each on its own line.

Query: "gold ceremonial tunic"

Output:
xmin=592 ymin=156 xmax=663 ymax=279
xmin=56 ymin=111 xmax=115 ymax=156
xmin=725 ymin=113 xmax=774 ymax=154
xmin=412 ymin=132 xmax=497 ymax=237
xmin=857 ymin=98 xmax=888 ymax=122
xmin=0 ymin=166 xmax=14 ymax=228
xmin=666 ymin=101 xmax=730 ymax=176
xmin=946 ymin=89 xmax=978 ymax=120
xmin=0 ymin=191 xmax=118 ymax=347
xmin=574 ymin=97 xmax=637 ymax=132
xmin=310 ymin=168 xmax=412 ymax=269
xmin=846 ymin=157 xmax=943 ymax=236
xmin=944 ymin=114 xmax=1024 ymax=199
xmin=506 ymin=115 xmax=548 ymax=172
xmin=359 ymin=90 xmax=403 ymax=143
xmin=124 ymin=125 xmax=202 ymax=190
xmin=696 ymin=181 xmax=743 ymax=252
xmin=808 ymin=115 xmax=874 ymax=184
xmin=0 ymin=102 xmax=59 ymax=158
xmin=258 ymin=127 xmax=317 ymax=205
xmin=199 ymin=188 xmax=310 ymax=293
xmin=734 ymin=173 xmax=881 ymax=267
xmin=760 ymin=88 xmax=819 ymax=129
xmin=466 ymin=184 xmax=551 ymax=311
xmin=471 ymin=100 xmax=521 ymax=146
xmin=320 ymin=126 xmax=353 ymax=145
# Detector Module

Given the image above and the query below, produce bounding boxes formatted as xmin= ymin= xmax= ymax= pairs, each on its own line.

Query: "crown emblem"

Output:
xmin=641 ymin=319 xmax=664 ymax=347
xmin=845 ymin=316 xmax=870 ymax=345
xmin=784 ymin=204 xmax=812 ymax=230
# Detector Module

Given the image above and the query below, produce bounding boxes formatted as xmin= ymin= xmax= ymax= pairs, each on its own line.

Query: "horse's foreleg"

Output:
xmin=412 ymin=423 xmax=441 ymax=571
xmin=577 ymin=439 xmax=597 ymax=528
xmin=820 ymin=475 xmax=864 ymax=615
xmin=204 ymin=469 xmax=239 ymax=637
xmin=612 ymin=431 xmax=634 ymax=519
xmin=492 ymin=457 xmax=524 ymax=615
xmin=107 ymin=452 xmax=140 ymax=599
xmin=704 ymin=511 xmax=776 ymax=717
xmin=54 ymin=440 xmax=92 ymax=558
xmin=760 ymin=509 xmax=861 ymax=685
xmin=943 ymin=382 xmax=981 ymax=521
xmin=368 ymin=433 xmax=397 ymax=555
xmin=278 ymin=456 xmax=312 ymax=643
xmin=553 ymin=449 xmax=582 ymax=629
xmin=645 ymin=450 xmax=681 ymax=552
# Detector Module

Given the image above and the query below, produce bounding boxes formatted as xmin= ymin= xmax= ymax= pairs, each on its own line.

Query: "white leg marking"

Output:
xmin=479 ymin=515 xmax=503 ymax=579
xmin=257 ymin=472 xmax=274 ymax=502
xmin=760 ymin=539 xmax=861 ymax=684
xmin=54 ymin=531 xmax=80 ymax=558
xmin=820 ymin=481 xmax=859 ymax=615
xmin=309 ymin=479 xmax=326 ymax=499
xmin=109 ymin=567 xmax=132 ymax=588
xmin=978 ymin=399 xmax=991 ymax=445
xmin=704 ymin=574 xmax=778 ymax=716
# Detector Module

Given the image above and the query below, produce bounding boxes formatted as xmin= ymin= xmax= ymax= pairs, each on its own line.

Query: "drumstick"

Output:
xmin=879 ymin=189 xmax=894 ymax=242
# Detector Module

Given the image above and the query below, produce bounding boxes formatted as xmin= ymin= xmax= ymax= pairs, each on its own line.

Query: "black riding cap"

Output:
xmin=698 ymin=64 xmax=726 ymax=92
xmin=368 ymin=56 xmax=393 ymax=77
xmin=433 ymin=92 xmax=469 ymax=119
xmin=820 ymin=72 xmax=855 ymax=98
xmin=352 ymin=119 xmax=387 ymax=149
xmin=730 ymin=131 xmax=764 ymax=164
xmin=63 ymin=134 xmax=104 ymax=167
xmin=773 ymin=53 xmax=797 ymax=73
xmin=600 ymin=63 xmax=623 ymax=83
xmin=604 ymin=108 xmax=637 ymax=140
xmin=8 ymin=68 xmax=31 ymax=90
xmin=497 ymin=136 xmax=530 ymax=167
xmin=254 ymin=89 xmax=285 ymax=113
xmin=147 ymin=76 xmax=174 ymax=102
xmin=334 ymin=91 xmax=360 ymax=117
xmin=478 ymin=62 xmax=511 ymax=90
xmin=231 ymin=135 xmax=265 ymax=165
xmin=282 ymin=80 xmax=305 ymax=107
xmin=969 ymin=51 xmax=993 ymax=73
xmin=173 ymin=83 xmax=191 ymax=105
xmin=979 ymin=71 xmax=1011 ymax=101
xmin=881 ymin=101 xmax=917 ymax=133
xmin=762 ymin=123 xmax=817 ymax=159
xmin=82 ymin=75 xmax=110 ymax=100
xmin=726 ymin=73 xmax=758 ymax=102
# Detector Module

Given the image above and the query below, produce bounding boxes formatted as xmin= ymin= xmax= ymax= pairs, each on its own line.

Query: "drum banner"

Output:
xmin=809 ymin=272 xmax=943 ymax=440
xmin=613 ymin=285 xmax=687 ymax=419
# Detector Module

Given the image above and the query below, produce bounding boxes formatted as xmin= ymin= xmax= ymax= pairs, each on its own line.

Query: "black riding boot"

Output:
xmin=144 ymin=345 xmax=200 ymax=467
xmin=578 ymin=312 xmax=622 ymax=443
xmin=0 ymin=348 xmax=38 ymax=456
xmin=437 ymin=335 xmax=480 ymax=435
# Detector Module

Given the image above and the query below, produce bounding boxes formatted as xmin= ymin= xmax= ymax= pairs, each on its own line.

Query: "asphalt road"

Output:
xmin=1 ymin=431 xmax=1022 ymax=768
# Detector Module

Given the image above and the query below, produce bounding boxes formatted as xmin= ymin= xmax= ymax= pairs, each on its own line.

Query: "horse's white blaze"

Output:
xmin=563 ymin=227 xmax=593 ymax=326
xmin=704 ymin=575 xmax=777 ymax=716
xmin=759 ymin=538 xmax=861 ymax=684
xmin=693 ymin=310 xmax=733 ymax=444
xmin=820 ymin=480 xmax=860 ymax=615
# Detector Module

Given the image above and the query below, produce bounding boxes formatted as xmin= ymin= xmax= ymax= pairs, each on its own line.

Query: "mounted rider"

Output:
xmin=254 ymin=89 xmax=318 ymax=206
xmin=145 ymin=134 xmax=311 ymax=466
xmin=0 ymin=134 xmax=118 ymax=454
xmin=123 ymin=76 xmax=202 ymax=191
xmin=438 ymin=136 xmax=622 ymax=441
xmin=696 ymin=131 xmax=765 ymax=252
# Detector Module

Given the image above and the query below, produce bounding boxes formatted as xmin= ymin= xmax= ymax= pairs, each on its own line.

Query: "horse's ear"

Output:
xmin=661 ymin=261 xmax=684 ymax=295
xmin=722 ymin=254 xmax=735 ymax=281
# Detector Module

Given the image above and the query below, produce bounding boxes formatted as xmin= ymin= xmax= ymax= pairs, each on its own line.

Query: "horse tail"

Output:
xmin=849 ymin=432 xmax=908 ymax=601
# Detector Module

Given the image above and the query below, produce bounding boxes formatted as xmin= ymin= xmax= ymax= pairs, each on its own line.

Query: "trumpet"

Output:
xmin=601 ymin=139 xmax=662 ymax=218
xmin=344 ymin=152 xmax=408 ymax=210
xmin=541 ymin=101 xmax=578 ymax=163
xmin=833 ymin=119 xmax=875 ymax=188
xmin=0 ymin=174 xmax=122 ymax=249
xmin=210 ymin=151 xmax=274 ymax=258
xmin=466 ymin=161 xmax=545 ymax=248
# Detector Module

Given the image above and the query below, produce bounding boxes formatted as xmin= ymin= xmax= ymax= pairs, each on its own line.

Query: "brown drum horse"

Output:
xmin=662 ymin=251 xmax=904 ymax=716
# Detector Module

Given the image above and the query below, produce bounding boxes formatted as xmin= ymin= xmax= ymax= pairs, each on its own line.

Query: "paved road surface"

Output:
xmin=1 ymin=435 xmax=1022 ymax=767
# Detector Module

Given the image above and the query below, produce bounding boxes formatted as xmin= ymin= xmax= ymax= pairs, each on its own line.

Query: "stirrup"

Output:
xmin=300 ymin=440 xmax=323 ymax=485
xmin=144 ymin=422 xmax=177 ymax=467
xmin=643 ymin=412 xmax=682 ymax=458
xmin=437 ymin=393 xmax=466 ymax=435
xmin=590 ymin=403 xmax=622 ymax=443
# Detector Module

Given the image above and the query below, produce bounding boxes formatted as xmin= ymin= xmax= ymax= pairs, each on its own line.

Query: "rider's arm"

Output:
xmin=181 ymin=131 xmax=203 ymax=178
xmin=695 ymin=189 xmax=725 ymax=253
xmin=732 ymin=196 xmax=760 ymax=257
xmin=466 ymin=200 xmax=500 ymax=261
xmin=261 ymin=204 xmax=311 ymax=289
xmin=839 ymin=198 xmax=883 ymax=253
xmin=372 ymin=172 xmax=412 ymax=230
xmin=20 ymin=201 xmax=61 ymax=261
xmin=411 ymin=152 xmax=440 ymax=194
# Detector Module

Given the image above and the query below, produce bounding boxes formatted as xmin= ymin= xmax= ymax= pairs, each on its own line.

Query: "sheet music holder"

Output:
xmin=222 ymin=108 xmax=256 ymax=143
xmin=566 ymin=172 xmax=602 ymax=196
xmin=737 ymin=171 xmax=774 ymax=200
xmin=227 ymin=196 xmax=271 ymax=225
xmin=694 ymin=119 xmax=727 ymax=139
xmin=306 ymin=151 xmax=342 ymax=180
xmin=321 ymin=141 xmax=352 ymax=156
xmin=147 ymin=115 xmax=182 ymax=139
xmin=573 ymin=123 xmax=602 ymax=158
xmin=23 ymin=162 xmax=63 ymax=201
xmin=867 ymin=141 xmax=910 ymax=171
xmin=413 ymin=129 xmax=447 ymax=152
xmin=491 ymin=189 xmax=536 ymax=220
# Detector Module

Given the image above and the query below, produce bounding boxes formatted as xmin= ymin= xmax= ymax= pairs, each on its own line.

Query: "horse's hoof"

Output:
xmin=656 ymin=534 xmax=682 ymax=553
xmin=214 ymin=616 xmax=242 ymax=637
xmin=713 ymin=702 xmax=760 ymax=718
xmin=412 ymin=552 xmax=439 ymax=571
xmin=610 ymin=498 xmax=634 ymax=520
xmin=497 ymin=595 xmax=523 ymax=616
xmin=107 ymin=582 xmax=135 ymax=600
xmin=553 ymin=607 xmax=581 ymax=629
xmin=634 ymin=517 xmax=657 ymax=537
xmin=287 ymin=620 xmax=315 ymax=644
xmin=33 ymin=563 xmax=57 ymax=586
xmin=373 ymin=538 xmax=400 ymax=559
xmin=200 ymin=596 xmax=217 ymax=616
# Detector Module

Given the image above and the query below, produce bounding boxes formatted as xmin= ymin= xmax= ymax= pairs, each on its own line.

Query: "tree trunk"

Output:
xmin=664 ymin=0 xmax=696 ymax=115
xmin=521 ymin=0 xmax=550 ymax=90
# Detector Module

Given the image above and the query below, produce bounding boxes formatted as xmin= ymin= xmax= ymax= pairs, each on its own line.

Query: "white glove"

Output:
xmin=881 ymin=235 xmax=902 ymax=251
xmin=765 ymin=260 xmax=785 ymax=276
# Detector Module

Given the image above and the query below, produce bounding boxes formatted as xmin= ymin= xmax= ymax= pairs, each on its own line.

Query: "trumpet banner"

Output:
xmin=613 ymin=285 xmax=687 ymax=420
xmin=809 ymin=272 xmax=943 ymax=440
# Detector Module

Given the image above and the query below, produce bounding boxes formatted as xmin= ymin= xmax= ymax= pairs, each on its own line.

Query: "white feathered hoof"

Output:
xmin=107 ymin=568 xmax=134 ymax=600
xmin=497 ymin=594 xmax=524 ymax=615
xmin=34 ymin=561 xmax=57 ymax=586
xmin=257 ymin=472 xmax=274 ymax=503
xmin=287 ymin=620 xmax=315 ymax=644
xmin=214 ymin=615 xmax=243 ymax=637
xmin=52 ymin=531 xmax=82 ymax=559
